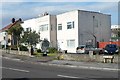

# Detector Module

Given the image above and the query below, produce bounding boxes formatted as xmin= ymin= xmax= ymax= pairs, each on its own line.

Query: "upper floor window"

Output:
xmin=40 ymin=24 xmax=48 ymax=31
xmin=67 ymin=21 xmax=74 ymax=29
xmin=58 ymin=24 xmax=62 ymax=30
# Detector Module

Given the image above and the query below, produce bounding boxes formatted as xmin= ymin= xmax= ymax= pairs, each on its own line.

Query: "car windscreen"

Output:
xmin=105 ymin=44 xmax=117 ymax=49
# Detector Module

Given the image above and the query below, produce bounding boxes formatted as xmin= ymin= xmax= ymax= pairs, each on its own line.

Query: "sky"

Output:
xmin=0 ymin=0 xmax=119 ymax=29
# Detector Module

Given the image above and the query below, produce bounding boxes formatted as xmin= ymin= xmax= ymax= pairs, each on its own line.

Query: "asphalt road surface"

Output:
xmin=2 ymin=58 xmax=119 ymax=80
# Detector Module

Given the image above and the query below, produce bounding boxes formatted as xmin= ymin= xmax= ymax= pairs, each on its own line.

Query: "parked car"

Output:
xmin=76 ymin=45 xmax=86 ymax=54
xmin=104 ymin=44 xmax=119 ymax=55
xmin=76 ymin=45 xmax=103 ymax=54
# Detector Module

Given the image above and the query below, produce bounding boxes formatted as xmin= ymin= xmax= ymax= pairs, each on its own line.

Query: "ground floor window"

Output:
xmin=67 ymin=39 xmax=75 ymax=48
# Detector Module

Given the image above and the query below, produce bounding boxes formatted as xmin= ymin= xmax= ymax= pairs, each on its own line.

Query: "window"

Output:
xmin=67 ymin=39 xmax=75 ymax=48
xmin=58 ymin=24 xmax=62 ymax=30
xmin=67 ymin=21 xmax=74 ymax=29
xmin=40 ymin=24 xmax=48 ymax=31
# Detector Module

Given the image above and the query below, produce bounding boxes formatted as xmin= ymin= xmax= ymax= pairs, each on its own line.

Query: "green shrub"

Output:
xmin=10 ymin=45 xmax=18 ymax=50
xmin=1 ymin=45 xmax=9 ymax=49
xmin=19 ymin=45 xmax=28 ymax=51
xmin=37 ymin=49 xmax=41 ymax=53
xmin=48 ymin=47 xmax=57 ymax=53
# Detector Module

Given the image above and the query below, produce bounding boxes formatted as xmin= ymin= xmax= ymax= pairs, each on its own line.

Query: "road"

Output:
xmin=2 ymin=58 xmax=118 ymax=80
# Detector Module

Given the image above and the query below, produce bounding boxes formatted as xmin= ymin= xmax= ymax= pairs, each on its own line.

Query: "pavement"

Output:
xmin=1 ymin=52 xmax=119 ymax=71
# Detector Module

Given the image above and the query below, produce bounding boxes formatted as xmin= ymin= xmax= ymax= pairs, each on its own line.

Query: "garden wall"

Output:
xmin=1 ymin=49 xmax=31 ymax=56
xmin=59 ymin=53 xmax=118 ymax=63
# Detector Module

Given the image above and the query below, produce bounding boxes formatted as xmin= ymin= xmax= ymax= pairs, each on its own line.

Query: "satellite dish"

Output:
xmin=41 ymin=38 xmax=50 ymax=51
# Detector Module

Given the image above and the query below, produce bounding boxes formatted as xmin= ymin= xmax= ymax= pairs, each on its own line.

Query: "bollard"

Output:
xmin=89 ymin=51 xmax=93 ymax=58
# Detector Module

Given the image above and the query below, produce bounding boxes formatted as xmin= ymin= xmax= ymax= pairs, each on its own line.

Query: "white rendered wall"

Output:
xmin=21 ymin=15 xmax=57 ymax=49
xmin=57 ymin=10 xmax=78 ymax=53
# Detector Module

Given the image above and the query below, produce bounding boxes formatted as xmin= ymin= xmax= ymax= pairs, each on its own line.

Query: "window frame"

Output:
xmin=58 ymin=24 xmax=62 ymax=30
xmin=67 ymin=39 xmax=75 ymax=48
xmin=67 ymin=21 xmax=74 ymax=29
xmin=40 ymin=24 xmax=48 ymax=31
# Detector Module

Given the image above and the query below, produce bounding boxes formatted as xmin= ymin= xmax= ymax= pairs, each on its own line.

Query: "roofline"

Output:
xmin=57 ymin=9 xmax=111 ymax=16
xmin=78 ymin=10 xmax=111 ymax=16
xmin=0 ymin=20 xmax=20 ymax=32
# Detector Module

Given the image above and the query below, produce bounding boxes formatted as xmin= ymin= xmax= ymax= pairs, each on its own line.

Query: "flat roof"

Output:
xmin=57 ymin=9 xmax=111 ymax=16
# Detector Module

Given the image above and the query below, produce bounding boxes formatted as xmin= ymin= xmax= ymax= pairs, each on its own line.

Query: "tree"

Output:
xmin=118 ymin=30 xmax=120 ymax=37
xmin=7 ymin=22 xmax=23 ymax=48
xmin=20 ymin=30 xmax=40 ymax=47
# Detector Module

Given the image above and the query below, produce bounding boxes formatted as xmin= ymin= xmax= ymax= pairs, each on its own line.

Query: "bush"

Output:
xmin=1 ymin=45 xmax=10 ymax=49
xmin=10 ymin=45 xmax=18 ymax=50
xmin=2 ymin=45 xmax=4 ymax=49
xmin=48 ymin=47 xmax=57 ymax=53
xmin=37 ymin=49 xmax=41 ymax=53
xmin=19 ymin=45 xmax=28 ymax=51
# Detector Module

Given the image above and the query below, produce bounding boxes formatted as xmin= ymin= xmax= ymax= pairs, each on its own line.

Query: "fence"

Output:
xmin=99 ymin=41 xmax=120 ymax=48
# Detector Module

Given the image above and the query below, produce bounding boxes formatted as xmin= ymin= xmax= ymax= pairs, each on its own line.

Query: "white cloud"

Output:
xmin=32 ymin=2 xmax=117 ymax=15
xmin=1 ymin=2 xmax=117 ymax=20
xmin=82 ymin=2 xmax=118 ymax=12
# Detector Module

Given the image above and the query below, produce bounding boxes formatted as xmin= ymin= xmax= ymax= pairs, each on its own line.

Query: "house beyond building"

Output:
xmin=0 ymin=18 xmax=23 ymax=47
xmin=57 ymin=10 xmax=111 ymax=53
xmin=111 ymin=25 xmax=120 ymax=41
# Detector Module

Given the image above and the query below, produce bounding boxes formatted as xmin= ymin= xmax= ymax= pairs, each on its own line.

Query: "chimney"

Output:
xmin=12 ymin=18 xmax=15 ymax=23
xmin=19 ymin=18 xmax=24 ymax=23
xmin=19 ymin=18 xmax=22 ymax=22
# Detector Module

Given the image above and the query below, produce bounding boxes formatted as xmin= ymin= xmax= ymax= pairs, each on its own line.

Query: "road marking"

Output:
xmin=2 ymin=67 xmax=30 ymax=73
xmin=57 ymin=75 xmax=97 ymax=80
xmin=3 ymin=57 xmax=21 ymax=61
xmin=80 ymin=66 xmax=120 ymax=71
xmin=57 ymin=74 xmax=79 ymax=78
